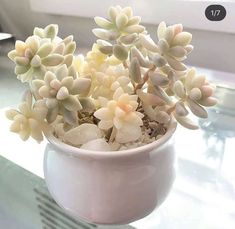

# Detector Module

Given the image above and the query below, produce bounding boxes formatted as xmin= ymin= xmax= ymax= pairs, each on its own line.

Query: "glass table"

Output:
xmin=0 ymin=56 xmax=235 ymax=229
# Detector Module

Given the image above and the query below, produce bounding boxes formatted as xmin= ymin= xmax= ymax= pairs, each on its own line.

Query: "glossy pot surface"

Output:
xmin=44 ymin=122 xmax=177 ymax=225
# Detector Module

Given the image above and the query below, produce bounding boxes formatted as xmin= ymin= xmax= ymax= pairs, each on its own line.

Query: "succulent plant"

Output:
xmin=31 ymin=64 xmax=91 ymax=125
xmin=8 ymin=24 xmax=75 ymax=82
xmin=93 ymin=6 xmax=145 ymax=41
xmin=6 ymin=91 xmax=48 ymax=142
xmin=94 ymin=87 xmax=144 ymax=143
xmin=6 ymin=5 xmax=217 ymax=150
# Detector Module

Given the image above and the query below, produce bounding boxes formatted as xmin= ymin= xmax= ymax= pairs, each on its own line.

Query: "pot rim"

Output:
xmin=46 ymin=120 xmax=177 ymax=158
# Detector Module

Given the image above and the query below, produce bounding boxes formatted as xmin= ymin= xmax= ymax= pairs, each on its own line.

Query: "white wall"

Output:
xmin=0 ymin=0 xmax=234 ymax=73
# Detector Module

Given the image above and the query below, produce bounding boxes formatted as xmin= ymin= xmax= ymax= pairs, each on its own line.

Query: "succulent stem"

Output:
xmin=134 ymin=65 xmax=156 ymax=93
xmin=108 ymin=126 xmax=117 ymax=143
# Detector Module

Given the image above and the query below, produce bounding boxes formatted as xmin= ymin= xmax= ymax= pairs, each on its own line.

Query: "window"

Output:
xmin=30 ymin=0 xmax=235 ymax=33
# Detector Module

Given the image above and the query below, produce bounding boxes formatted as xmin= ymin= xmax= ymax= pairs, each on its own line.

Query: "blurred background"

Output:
xmin=0 ymin=0 xmax=235 ymax=73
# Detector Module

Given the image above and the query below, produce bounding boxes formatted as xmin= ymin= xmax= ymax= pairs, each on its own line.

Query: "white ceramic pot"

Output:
xmin=43 ymin=121 xmax=177 ymax=225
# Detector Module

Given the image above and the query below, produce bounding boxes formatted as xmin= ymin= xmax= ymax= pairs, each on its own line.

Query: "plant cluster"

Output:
xmin=6 ymin=6 xmax=217 ymax=151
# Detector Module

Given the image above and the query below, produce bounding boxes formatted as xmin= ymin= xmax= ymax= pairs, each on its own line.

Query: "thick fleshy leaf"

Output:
xmin=71 ymin=78 xmax=91 ymax=94
xmin=15 ymin=40 xmax=26 ymax=55
xmin=130 ymin=47 xmax=151 ymax=68
xmin=173 ymin=24 xmax=183 ymax=35
xmin=44 ymin=71 xmax=56 ymax=85
xmin=61 ymin=76 xmax=73 ymax=90
xmin=45 ymin=98 xmax=58 ymax=109
xmin=166 ymin=55 xmax=187 ymax=71
xmin=123 ymin=25 xmax=145 ymax=34
xmin=63 ymin=35 xmax=74 ymax=45
xmin=57 ymin=86 xmax=69 ymax=100
xmin=33 ymin=27 xmax=44 ymax=37
xmin=99 ymin=45 xmax=113 ymax=55
xmin=122 ymin=6 xmax=133 ymax=18
xmin=53 ymin=43 xmax=65 ymax=54
xmin=191 ymin=75 xmax=206 ymax=88
xmin=5 ymin=109 xmax=19 ymax=120
xmin=116 ymin=125 xmax=142 ymax=143
xmin=44 ymin=24 xmax=58 ymax=40
xmin=63 ymin=95 xmax=82 ymax=111
xmin=14 ymin=57 xmax=29 ymax=66
xmin=152 ymin=54 xmax=166 ymax=67
xmin=94 ymin=16 xmax=113 ymax=29
xmin=142 ymin=104 xmax=156 ymax=121
xmin=64 ymin=41 xmax=76 ymax=55
xmin=155 ymin=110 xmax=170 ymax=124
xmin=149 ymin=71 xmax=169 ymax=87
xmin=68 ymin=65 xmax=77 ymax=78
xmin=92 ymin=28 xmax=119 ymax=40
xmin=25 ymin=36 xmax=40 ymax=53
xmin=34 ymin=100 xmax=48 ymax=119
xmin=32 ymin=79 xmax=45 ymax=91
xmin=174 ymin=80 xmax=186 ymax=98
xmin=136 ymin=89 xmax=165 ymax=106
xmin=185 ymin=68 xmax=196 ymax=90
xmin=10 ymin=121 xmax=21 ymax=133
xmin=37 ymin=43 xmax=53 ymax=58
xmin=169 ymin=46 xmax=187 ymax=58
xmin=79 ymin=98 xmax=95 ymax=112
xmin=126 ymin=16 xmax=141 ymax=26
xmin=64 ymin=124 xmax=102 ymax=146
xmin=63 ymin=109 xmax=78 ymax=126
xmin=55 ymin=64 xmax=68 ymax=81
xmin=153 ymin=85 xmax=173 ymax=105
xmin=22 ymin=90 xmax=32 ymax=106
xmin=130 ymin=57 xmax=142 ymax=83
xmin=116 ymin=13 xmax=128 ymax=29
xmin=63 ymin=54 xmax=73 ymax=67
xmin=19 ymin=129 xmax=30 ymax=141
xmin=157 ymin=21 xmax=167 ymax=40
xmin=164 ymin=26 xmax=174 ymax=43
xmin=172 ymin=32 xmax=192 ymax=46
xmin=158 ymin=39 xmax=169 ymax=53
xmin=189 ymin=88 xmax=202 ymax=101
xmin=187 ymin=98 xmax=208 ymax=118
xmin=41 ymin=54 xmax=64 ymax=66
xmin=200 ymin=85 xmax=214 ymax=97
xmin=30 ymin=55 xmax=41 ymax=67
xmin=139 ymin=34 xmax=159 ymax=52
xmin=8 ymin=50 xmax=17 ymax=61
xmin=46 ymin=107 xmax=58 ymax=123
xmin=113 ymin=44 xmax=128 ymax=61
xmin=119 ymin=33 xmax=138 ymax=44
xmin=94 ymin=107 xmax=112 ymax=120
xmin=175 ymin=101 xmax=188 ymax=116
xmin=96 ymin=39 xmax=112 ymax=47
xmin=39 ymin=85 xmax=50 ymax=98
xmin=108 ymin=6 xmax=119 ymax=22
xmin=25 ymin=48 xmax=34 ymax=59
xmin=29 ymin=119 xmax=44 ymax=142
xmin=198 ymin=97 xmax=217 ymax=107
xmin=174 ymin=113 xmax=199 ymax=130
xmin=185 ymin=45 xmax=194 ymax=54
xmin=15 ymin=66 xmax=29 ymax=75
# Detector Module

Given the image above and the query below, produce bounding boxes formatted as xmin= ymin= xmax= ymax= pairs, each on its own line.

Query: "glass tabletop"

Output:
xmin=0 ymin=56 xmax=235 ymax=229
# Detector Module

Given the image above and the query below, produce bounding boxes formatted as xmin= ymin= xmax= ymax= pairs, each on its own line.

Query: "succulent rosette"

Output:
xmin=6 ymin=5 xmax=217 ymax=150
xmin=8 ymin=24 xmax=76 ymax=82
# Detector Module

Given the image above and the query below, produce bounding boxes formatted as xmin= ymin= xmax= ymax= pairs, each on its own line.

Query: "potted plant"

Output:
xmin=6 ymin=5 xmax=217 ymax=225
